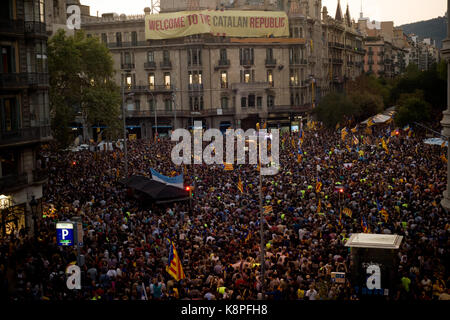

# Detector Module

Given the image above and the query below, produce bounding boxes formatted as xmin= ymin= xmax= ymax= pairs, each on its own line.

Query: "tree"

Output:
xmin=349 ymin=92 xmax=384 ymax=121
xmin=395 ymin=91 xmax=432 ymax=127
xmin=314 ymin=93 xmax=355 ymax=129
xmin=48 ymin=29 xmax=121 ymax=148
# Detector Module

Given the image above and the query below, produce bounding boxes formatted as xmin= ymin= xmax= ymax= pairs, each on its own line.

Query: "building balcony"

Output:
xmin=268 ymin=104 xmax=311 ymax=113
xmin=0 ymin=19 xmax=25 ymax=35
xmin=0 ymin=173 xmax=29 ymax=193
xmin=33 ymin=169 xmax=48 ymax=183
xmin=121 ymin=63 xmax=135 ymax=70
xmin=265 ymin=58 xmax=277 ymax=67
xmin=0 ymin=126 xmax=52 ymax=147
xmin=332 ymin=59 xmax=343 ymax=64
xmin=328 ymin=42 xmax=345 ymax=49
xmin=240 ymin=59 xmax=254 ymax=67
xmin=188 ymin=84 xmax=204 ymax=92
xmin=28 ymin=73 xmax=49 ymax=87
xmin=24 ymin=21 xmax=47 ymax=37
xmin=125 ymin=84 xmax=174 ymax=94
xmin=0 ymin=73 xmax=49 ymax=89
xmin=289 ymin=81 xmax=308 ymax=88
xmin=218 ymin=59 xmax=230 ymax=67
xmin=290 ymin=59 xmax=308 ymax=66
xmin=160 ymin=60 xmax=172 ymax=69
xmin=144 ymin=61 xmax=157 ymax=70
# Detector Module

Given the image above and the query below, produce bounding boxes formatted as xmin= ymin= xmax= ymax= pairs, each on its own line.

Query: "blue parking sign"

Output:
xmin=56 ymin=222 xmax=74 ymax=246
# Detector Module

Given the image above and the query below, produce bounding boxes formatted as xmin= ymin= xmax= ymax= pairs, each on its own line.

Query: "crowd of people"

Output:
xmin=0 ymin=120 xmax=449 ymax=301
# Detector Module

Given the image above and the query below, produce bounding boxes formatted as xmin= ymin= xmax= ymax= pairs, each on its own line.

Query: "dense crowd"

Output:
xmin=0 ymin=121 xmax=449 ymax=301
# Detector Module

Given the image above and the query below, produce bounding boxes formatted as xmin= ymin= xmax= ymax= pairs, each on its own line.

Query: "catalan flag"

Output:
xmin=224 ymin=163 xmax=234 ymax=171
xmin=341 ymin=128 xmax=348 ymax=142
xmin=166 ymin=240 xmax=185 ymax=281
xmin=343 ymin=207 xmax=352 ymax=218
xmin=316 ymin=179 xmax=323 ymax=193
xmin=351 ymin=126 xmax=357 ymax=133
xmin=361 ymin=216 xmax=369 ymax=233
xmin=441 ymin=154 xmax=447 ymax=163
xmin=244 ymin=231 xmax=252 ymax=243
xmin=380 ymin=208 xmax=389 ymax=223
xmin=381 ymin=138 xmax=389 ymax=154
xmin=367 ymin=118 xmax=374 ymax=127
xmin=299 ymin=129 xmax=304 ymax=145
xmin=353 ymin=135 xmax=359 ymax=145
xmin=237 ymin=177 xmax=244 ymax=193
xmin=316 ymin=199 xmax=321 ymax=214
xmin=263 ymin=205 xmax=273 ymax=215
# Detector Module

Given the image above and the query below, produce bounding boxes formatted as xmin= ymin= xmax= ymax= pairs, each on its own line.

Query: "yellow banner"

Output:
xmin=145 ymin=10 xmax=289 ymax=40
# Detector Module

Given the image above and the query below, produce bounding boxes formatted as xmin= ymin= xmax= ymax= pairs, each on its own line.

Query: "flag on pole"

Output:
xmin=381 ymin=138 xmax=389 ymax=154
xmin=263 ymin=205 xmax=273 ymax=215
xmin=353 ymin=135 xmax=359 ymax=145
xmin=341 ymin=128 xmax=348 ymax=142
xmin=367 ymin=118 xmax=374 ymax=127
xmin=361 ymin=216 xmax=369 ymax=233
xmin=316 ymin=199 xmax=321 ymax=214
xmin=343 ymin=207 xmax=352 ymax=218
xmin=224 ymin=163 xmax=234 ymax=171
xmin=237 ymin=177 xmax=244 ymax=193
xmin=441 ymin=154 xmax=447 ymax=163
xmin=380 ymin=208 xmax=389 ymax=223
xmin=166 ymin=240 xmax=186 ymax=281
xmin=351 ymin=126 xmax=357 ymax=133
xmin=316 ymin=179 xmax=323 ymax=193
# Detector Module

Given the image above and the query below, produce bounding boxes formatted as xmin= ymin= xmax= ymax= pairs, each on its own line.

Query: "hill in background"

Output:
xmin=400 ymin=16 xmax=447 ymax=48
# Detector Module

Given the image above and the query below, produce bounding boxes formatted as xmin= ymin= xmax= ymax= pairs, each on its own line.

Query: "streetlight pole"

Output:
xmin=258 ymin=134 xmax=265 ymax=295
xmin=441 ymin=0 xmax=450 ymax=210
xmin=122 ymin=82 xmax=129 ymax=178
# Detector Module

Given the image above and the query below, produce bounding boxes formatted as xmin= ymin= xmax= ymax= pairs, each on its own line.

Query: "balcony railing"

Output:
xmin=24 ymin=21 xmax=47 ymax=37
xmin=218 ymin=59 xmax=230 ymax=67
xmin=0 ymin=126 xmax=52 ymax=146
xmin=0 ymin=19 xmax=25 ymax=34
xmin=332 ymin=59 xmax=343 ymax=64
xmin=265 ymin=58 xmax=277 ymax=67
xmin=268 ymin=105 xmax=311 ymax=113
xmin=160 ymin=60 xmax=172 ymax=69
xmin=33 ymin=169 xmax=48 ymax=183
xmin=0 ymin=73 xmax=49 ymax=88
xmin=188 ymin=84 xmax=204 ymax=91
xmin=0 ymin=173 xmax=29 ymax=192
xmin=328 ymin=42 xmax=345 ymax=49
xmin=144 ymin=61 xmax=157 ymax=69
xmin=28 ymin=73 xmax=49 ymax=87
xmin=124 ymin=84 xmax=174 ymax=93
xmin=240 ymin=59 xmax=253 ymax=66
xmin=121 ymin=63 xmax=135 ymax=70
xmin=290 ymin=59 xmax=307 ymax=65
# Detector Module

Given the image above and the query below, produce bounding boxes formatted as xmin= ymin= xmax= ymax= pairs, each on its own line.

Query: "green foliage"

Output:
xmin=395 ymin=91 xmax=432 ymax=127
xmin=314 ymin=93 xmax=354 ymax=129
xmin=48 ymin=29 xmax=121 ymax=147
xmin=349 ymin=92 xmax=384 ymax=121
xmin=389 ymin=62 xmax=446 ymax=113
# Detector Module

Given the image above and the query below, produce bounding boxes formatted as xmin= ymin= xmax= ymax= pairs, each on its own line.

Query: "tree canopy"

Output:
xmin=48 ymin=29 xmax=121 ymax=148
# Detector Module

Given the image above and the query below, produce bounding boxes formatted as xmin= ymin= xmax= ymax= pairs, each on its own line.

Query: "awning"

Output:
xmin=424 ymin=138 xmax=448 ymax=146
xmin=120 ymin=175 xmax=189 ymax=203
xmin=361 ymin=107 xmax=396 ymax=125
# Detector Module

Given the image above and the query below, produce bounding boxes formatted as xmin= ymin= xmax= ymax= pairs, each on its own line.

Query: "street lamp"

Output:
xmin=29 ymin=195 xmax=38 ymax=239
xmin=121 ymin=81 xmax=134 ymax=178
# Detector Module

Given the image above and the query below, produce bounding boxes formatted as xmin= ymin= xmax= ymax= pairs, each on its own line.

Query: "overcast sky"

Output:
xmin=81 ymin=0 xmax=446 ymax=26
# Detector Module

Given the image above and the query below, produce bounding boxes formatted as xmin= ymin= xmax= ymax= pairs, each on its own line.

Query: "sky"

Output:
xmin=81 ymin=0 xmax=447 ymax=26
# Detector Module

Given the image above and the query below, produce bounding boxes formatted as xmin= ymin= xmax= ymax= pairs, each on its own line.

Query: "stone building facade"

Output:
xmin=0 ymin=0 xmax=52 ymax=237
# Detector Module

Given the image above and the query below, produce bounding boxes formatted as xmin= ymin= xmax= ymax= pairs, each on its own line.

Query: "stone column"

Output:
xmin=440 ymin=0 xmax=450 ymax=210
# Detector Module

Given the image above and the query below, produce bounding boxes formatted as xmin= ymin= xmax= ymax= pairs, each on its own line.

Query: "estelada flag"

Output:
xmin=343 ymin=207 xmax=352 ymax=218
xmin=224 ymin=163 xmax=234 ymax=171
xmin=263 ymin=205 xmax=273 ymax=215
xmin=237 ymin=177 xmax=244 ymax=193
xmin=166 ymin=240 xmax=185 ymax=281
xmin=316 ymin=180 xmax=322 ymax=193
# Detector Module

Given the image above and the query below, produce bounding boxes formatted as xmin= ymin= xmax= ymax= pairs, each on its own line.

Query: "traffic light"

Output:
xmin=72 ymin=161 xmax=77 ymax=166
xmin=186 ymin=186 xmax=194 ymax=197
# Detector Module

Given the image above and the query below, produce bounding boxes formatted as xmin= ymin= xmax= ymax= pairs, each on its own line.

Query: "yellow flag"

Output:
xmin=381 ymin=138 xmax=389 ymax=154
xmin=441 ymin=154 xmax=447 ymax=163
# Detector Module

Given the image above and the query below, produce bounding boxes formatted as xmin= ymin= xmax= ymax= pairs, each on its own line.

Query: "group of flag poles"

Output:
xmin=164 ymin=118 xmax=441 ymax=283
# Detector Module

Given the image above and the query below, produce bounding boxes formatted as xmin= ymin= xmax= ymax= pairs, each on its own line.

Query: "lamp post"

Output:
xmin=441 ymin=0 xmax=450 ymax=210
xmin=121 ymin=82 xmax=134 ymax=178
xmin=29 ymin=195 xmax=38 ymax=240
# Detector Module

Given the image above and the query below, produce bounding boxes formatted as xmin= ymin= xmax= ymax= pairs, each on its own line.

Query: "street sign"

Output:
xmin=56 ymin=222 xmax=74 ymax=246
xmin=76 ymin=222 xmax=83 ymax=247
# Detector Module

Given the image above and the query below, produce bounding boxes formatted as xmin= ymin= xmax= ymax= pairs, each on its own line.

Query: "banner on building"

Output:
xmin=145 ymin=10 xmax=289 ymax=40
